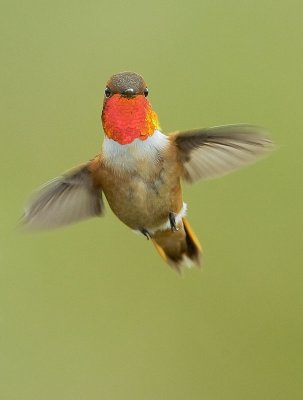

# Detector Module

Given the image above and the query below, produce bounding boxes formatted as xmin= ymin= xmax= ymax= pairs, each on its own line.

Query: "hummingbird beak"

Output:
xmin=121 ymin=88 xmax=135 ymax=98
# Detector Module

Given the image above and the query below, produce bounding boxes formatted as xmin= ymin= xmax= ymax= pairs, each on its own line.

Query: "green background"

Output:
xmin=1 ymin=1 xmax=302 ymax=399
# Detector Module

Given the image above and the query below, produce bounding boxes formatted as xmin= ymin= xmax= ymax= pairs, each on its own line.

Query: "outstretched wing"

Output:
xmin=172 ymin=124 xmax=273 ymax=183
xmin=22 ymin=162 xmax=103 ymax=230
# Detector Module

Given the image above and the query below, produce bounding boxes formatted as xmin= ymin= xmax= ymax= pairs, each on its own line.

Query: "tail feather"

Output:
xmin=152 ymin=218 xmax=202 ymax=271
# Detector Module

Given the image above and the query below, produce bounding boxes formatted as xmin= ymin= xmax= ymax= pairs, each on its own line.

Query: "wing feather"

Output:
xmin=22 ymin=163 xmax=103 ymax=230
xmin=173 ymin=124 xmax=273 ymax=183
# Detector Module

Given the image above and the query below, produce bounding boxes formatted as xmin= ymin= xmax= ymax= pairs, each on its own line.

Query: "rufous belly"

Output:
xmin=98 ymin=160 xmax=183 ymax=231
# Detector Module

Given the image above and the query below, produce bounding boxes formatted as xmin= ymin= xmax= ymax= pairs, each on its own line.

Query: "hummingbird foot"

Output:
xmin=141 ymin=228 xmax=151 ymax=240
xmin=169 ymin=212 xmax=179 ymax=232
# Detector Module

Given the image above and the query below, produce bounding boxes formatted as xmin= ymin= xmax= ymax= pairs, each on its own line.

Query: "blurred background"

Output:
xmin=1 ymin=1 xmax=302 ymax=399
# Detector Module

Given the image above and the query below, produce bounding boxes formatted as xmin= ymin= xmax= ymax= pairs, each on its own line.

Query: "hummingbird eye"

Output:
xmin=144 ymin=88 xmax=149 ymax=97
xmin=104 ymin=87 xmax=112 ymax=98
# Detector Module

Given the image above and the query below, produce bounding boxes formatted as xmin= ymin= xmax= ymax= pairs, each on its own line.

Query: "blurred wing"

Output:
xmin=22 ymin=163 xmax=103 ymax=230
xmin=173 ymin=124 xmax=273 ymax=183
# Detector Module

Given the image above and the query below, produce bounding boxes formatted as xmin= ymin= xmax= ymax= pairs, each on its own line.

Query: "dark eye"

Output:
xmin=104 ymin=87 xmax=112 ymax=98
xmin=144 ymin=88 xmax=149 ymax=97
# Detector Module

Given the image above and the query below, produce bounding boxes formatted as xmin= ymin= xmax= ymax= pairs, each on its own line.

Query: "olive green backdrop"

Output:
xmin=1 ymin=1 xmax=302 ymax=399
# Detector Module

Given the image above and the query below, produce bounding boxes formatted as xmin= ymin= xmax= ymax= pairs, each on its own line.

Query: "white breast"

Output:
xmin=102 ymin=129 xmax=170 ymax=171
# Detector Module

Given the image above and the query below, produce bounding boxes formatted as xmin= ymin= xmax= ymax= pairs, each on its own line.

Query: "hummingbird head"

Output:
xmin=101 ymin=72 xmax=159 ymax=145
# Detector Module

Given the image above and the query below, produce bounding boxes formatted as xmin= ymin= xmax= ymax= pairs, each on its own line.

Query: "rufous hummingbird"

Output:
xmin=22 ymin=72 xmax=273 ymax=270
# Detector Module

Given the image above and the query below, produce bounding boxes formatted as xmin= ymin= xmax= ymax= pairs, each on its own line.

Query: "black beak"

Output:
xmin=121 ymin=88 xmax=135 ymax=98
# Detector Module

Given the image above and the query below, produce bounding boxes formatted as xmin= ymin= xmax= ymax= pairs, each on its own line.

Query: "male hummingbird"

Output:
xmin=23 ymin=72 xmax=273 ymax=270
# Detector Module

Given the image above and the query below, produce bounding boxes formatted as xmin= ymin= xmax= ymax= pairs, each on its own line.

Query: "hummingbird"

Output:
xmin=23 ymin=72 xmax=273 ymax=271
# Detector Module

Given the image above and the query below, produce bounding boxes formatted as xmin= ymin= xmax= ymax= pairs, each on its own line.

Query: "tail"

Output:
xmin=152 ymin=218 xmax=202 ymax=271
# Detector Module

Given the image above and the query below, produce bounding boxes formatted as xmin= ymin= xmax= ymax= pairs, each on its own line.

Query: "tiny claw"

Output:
xmin=141 ymin=228 xmax=151 ymax=240
xmin=169 ymin=212 xmax=178 ymax=232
